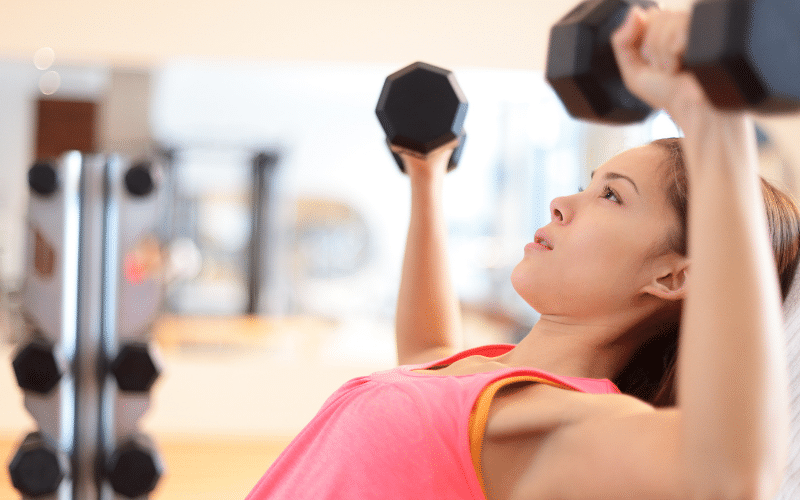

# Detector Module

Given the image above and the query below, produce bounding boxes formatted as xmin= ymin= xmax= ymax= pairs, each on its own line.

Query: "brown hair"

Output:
xmin=613 ymin=137 xmax=800 ymax=407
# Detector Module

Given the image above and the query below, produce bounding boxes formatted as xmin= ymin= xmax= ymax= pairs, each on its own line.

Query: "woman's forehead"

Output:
xmin=594 ymin=145 xmax=666 ymax=188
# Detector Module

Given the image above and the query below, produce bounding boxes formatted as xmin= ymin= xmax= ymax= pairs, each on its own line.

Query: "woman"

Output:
xmin=246 ymin=7 xmax=796 ymax=500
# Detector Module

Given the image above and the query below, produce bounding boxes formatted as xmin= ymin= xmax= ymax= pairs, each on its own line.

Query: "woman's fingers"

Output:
xmin=612 ymin=6 xmax=649 ymax=74
xmin=614 ymin=6 xmax=721 ymax=126
xmin=614 ymin=7 xmax=688 ymax=74
xmin=613 ymin=6 xmax=666 ymax=107
xmin=613 ymin=6 xmax=700 ymax=112
xmin=390 ymin=138 xmax=459 ymax=160
xmin=390 ymin=138 xmax=459 ymax=176
xmin=642 ymin=10 xmax=689 ymax=73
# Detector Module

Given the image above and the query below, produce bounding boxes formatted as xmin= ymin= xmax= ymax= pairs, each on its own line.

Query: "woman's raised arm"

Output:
xmin=394 ymin=141 xmax=464 ymax=366
xmin=672 ymin=87 xmax=790 ymax=500
xmin=614 ymin=8 xmax=790 ymax=499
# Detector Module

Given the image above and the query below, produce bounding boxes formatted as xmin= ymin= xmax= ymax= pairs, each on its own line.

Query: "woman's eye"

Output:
xmin=602 ymin=186 xmax=621 ymax=204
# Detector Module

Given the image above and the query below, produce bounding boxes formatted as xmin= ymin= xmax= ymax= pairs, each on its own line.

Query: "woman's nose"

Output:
xmin=550 ymin=196 xmax=572 ymax=224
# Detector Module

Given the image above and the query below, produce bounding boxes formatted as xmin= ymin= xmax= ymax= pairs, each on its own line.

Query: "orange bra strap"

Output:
xmin=468 ymin=375 xmax=575 ymax=497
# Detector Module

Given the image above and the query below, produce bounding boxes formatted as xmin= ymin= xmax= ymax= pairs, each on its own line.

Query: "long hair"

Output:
xmin=613 ymin=137 xmax=800 ymax=407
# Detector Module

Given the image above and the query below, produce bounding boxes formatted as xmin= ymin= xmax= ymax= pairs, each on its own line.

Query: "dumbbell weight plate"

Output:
xmin=448 ymin=132 xmax=467 ymax=171
xmin=683 ymin=0 xmax=800 ymax=112
xmin=28 ymin=161 xmax=59 ymax=197
xmin=546 ymin=0 xmax=657 ymax=124
xmin=110 ymin=342 xmax=161 ymax=393
xmin=106 ymin=435 xmax=164 ymax=498
xmin=125 ymin=161 xmax=156 ymax=197
xmin=8 ymin=432 xmax=68 ymax=497
xmin=12 ymin=336 xmax=65 ymax=395
xmin=376 ymin=61 xmax=468 ymax=155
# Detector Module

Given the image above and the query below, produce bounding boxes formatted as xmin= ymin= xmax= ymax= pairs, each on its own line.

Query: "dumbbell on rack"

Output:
xmin=9 ymin=431 xmax=70 ymax=498
xmin=101 ymin=156 xmax=165 ymax=500
xmin=376 ymin=61 xmax=469 ymax=172
xmin=104 ymin=340 xmax=164 ymax=499
xmin=9 ymin=152 xmax=166 ymax=500
xmin=546 ymin=0 xmax=800 ymax=123
xmin=9 ymin=156 xmax=81 ymax=500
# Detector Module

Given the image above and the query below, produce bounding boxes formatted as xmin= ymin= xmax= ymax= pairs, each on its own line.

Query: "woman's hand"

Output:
xmin=390 ymin=138 xmax=459 ymax=179
xmin=611 ymin=7 xmax=714 ymax=125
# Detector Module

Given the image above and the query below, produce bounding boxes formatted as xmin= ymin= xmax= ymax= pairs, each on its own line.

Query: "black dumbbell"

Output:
xmin=12 ymin=336 xmax=65 ymax=395
xmin=125 ymin=160 xmax=156 ymax=197
xmin=106 ymin=434 xmax=164 ymax=498
xmin=546 ymin=0 xmax=800 ymax=124
xmin=28 ymin=161 xmax=59 ymax=197
xmin=110 ymin=342 xmax=162 ymax=393
xmin=376 ymin=61 xmax=468 ymax=172
xmin=8 ymin=432 xmax=69 ymax=497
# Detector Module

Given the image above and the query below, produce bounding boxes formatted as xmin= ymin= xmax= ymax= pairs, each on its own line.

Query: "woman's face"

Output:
xmin=511 ymin=144 xmax=682 ymax=319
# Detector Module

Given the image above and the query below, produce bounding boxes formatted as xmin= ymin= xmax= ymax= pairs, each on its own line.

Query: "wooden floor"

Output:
xmin=0 ymin=434 xmax=290 ymax=500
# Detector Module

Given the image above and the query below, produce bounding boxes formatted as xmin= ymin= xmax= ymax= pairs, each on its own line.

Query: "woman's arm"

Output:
xmin=673 ymin=96 xmax=789 ymax=500
xmin=511 ymin=9 xmax=790 ymax=500
xmin=394 ymin=141 xmax=464 ymax=365
xmin=616 ymin=9 xmax=790 ymax=498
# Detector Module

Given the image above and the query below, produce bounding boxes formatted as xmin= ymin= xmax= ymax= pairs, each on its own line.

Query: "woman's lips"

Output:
xmin=532 ymin=229 xmax=553 ymax=250
xmin=526 ymin=241 xmax=551 ymax=251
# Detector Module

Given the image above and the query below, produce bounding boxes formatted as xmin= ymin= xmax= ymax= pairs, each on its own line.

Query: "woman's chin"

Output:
xmin=510 ymin=276 xmax=542 ymax=311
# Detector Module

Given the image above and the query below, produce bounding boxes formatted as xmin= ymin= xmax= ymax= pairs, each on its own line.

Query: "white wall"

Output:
xmin=0 ymin=62 xmax=37 ymax=288
xmin=2 ymin=0 xmax=797 ymax=191
xmin=2 ymin=0 xmax=695 ymax=71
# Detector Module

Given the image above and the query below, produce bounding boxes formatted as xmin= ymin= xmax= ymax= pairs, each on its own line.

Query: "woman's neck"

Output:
xmin=497 ymin=315 xmax=643 ymax=380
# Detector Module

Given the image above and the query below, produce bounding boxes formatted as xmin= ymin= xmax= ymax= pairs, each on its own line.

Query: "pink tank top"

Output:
xmin=244 ymin=344 xmax=620 ymax=499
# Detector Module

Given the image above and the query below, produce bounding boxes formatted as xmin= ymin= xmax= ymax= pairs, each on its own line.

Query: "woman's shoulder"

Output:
xmin=481 ymin=382 xmax=662 ymax=499
xmin=486 ymin=381 xmax=655 ymax=440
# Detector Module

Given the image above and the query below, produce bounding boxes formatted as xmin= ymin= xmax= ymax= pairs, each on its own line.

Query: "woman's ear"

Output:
xmin=642 ymin=259 xmax=689 ymax=301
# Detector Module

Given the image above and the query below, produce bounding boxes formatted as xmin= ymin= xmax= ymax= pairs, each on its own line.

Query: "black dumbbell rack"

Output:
xmin=9 ymin=152 xmax=165 ymax=499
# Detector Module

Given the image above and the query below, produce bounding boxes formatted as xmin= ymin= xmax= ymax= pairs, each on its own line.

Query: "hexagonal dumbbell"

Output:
xmin=106 ymin=434 xmax=164 ymax=498
xmin=546 ymin=0 xmax=657 ymax=124
xmin=8 ymin=432 xmax=69 ymax=497
xmin=12 ymin=337 xmax=65 ymax=395
xmin=375 ymin=61 xmax=468 ymax=172
xmin=546 ymin=0 xmax=800 ymax=124
xmin=110 ymin=342 xmax=161 ymax=393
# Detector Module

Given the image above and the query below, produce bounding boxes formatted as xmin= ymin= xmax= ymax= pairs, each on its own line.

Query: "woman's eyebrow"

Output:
xmin=590 ymin=170 xmax=640 ymax=195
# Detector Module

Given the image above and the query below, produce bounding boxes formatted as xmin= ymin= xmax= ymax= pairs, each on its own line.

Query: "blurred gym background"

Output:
xmin=1 ymin=0 xmax=798 ymax=498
